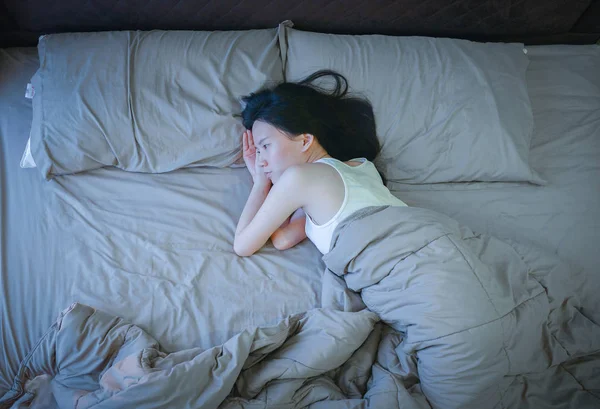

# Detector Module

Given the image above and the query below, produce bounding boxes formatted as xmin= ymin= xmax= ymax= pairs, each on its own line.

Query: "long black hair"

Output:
xmin=241 ymin=70 xmax=385 ymax=183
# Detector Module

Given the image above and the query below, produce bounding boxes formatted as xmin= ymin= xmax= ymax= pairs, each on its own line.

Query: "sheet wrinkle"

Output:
xmin=400 ymin=289 xmax=547 ymax=345
xmin=4 ymin=309 xmax=61 ymax=404
xmin=499 ymin=318 xmax=512 ymax=375
xmin=549 ymin=331 xmax=573 ymax=360
xmin=557 ymin=362 xmax=600 ymax=399
xmin=127 ymin=32 xmax=149 ymax=168
xmin=385 ymin=232 xmax=453 ymax=277
xmin=446 ymin=234 xmax=501 ymax=316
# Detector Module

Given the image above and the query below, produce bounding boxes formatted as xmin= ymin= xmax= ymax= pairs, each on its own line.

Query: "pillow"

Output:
xmin=283 ymin=27 xmax=544 ymax=185
xmin=29 ymin=29 xmax=283 ymax=179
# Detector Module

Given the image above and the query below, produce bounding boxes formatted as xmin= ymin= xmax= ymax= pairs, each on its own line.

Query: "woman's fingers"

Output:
xmin=242 ymin=131 xmax=248 ymax=151
xmin=247 ymin=129 xmax=255 ymax=148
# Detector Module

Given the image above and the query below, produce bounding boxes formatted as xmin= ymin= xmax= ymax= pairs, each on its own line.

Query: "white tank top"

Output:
xmin=304 ymin=157 xmax=407 ymax=254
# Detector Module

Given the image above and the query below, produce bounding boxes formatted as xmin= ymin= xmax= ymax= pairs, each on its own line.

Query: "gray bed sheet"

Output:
xmin=1 ymin=44 xmax=599 ymax=403
xmin=0 ymin=48 xmax=326 ymax=393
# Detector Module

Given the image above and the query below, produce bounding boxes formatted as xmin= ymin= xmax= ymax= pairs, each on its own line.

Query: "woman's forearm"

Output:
xmin=235 ymin=183 xmax=271 ymax=238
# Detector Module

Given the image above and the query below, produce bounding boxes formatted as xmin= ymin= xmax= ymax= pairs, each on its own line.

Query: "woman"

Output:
xmin=234 ymin=70 xmax=407 ymax=256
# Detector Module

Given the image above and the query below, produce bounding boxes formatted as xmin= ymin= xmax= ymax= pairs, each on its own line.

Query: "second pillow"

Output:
xmin=284 ymin=27 xmax=544 ymax=185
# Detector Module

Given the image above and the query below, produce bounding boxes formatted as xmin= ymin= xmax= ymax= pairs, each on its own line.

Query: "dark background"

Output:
xmin=1 ymin=0 xmax=599 ymax=47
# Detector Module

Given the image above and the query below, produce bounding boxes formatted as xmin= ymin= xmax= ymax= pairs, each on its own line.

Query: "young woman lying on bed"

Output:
xmin=234 ymin=70 xmax=406 ymax=256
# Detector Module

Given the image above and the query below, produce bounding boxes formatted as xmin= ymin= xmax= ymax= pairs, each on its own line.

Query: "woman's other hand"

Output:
xmin=253 ymin=151 xmax=272 ymax=190
xmin=244 ymin=129 xmax=271 ymax=189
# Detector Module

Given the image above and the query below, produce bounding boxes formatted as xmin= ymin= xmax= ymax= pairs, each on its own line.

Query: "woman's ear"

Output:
xmin=301 ymin=134 xmax=315 ymax=152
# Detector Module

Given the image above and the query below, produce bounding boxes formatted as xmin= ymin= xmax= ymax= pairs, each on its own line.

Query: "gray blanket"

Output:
xmin=323 ymin=206 xmax=600 ymax=408
xmin=0 ymin=304 xmax=380 ymax=409
xmin=2 ymin=206 xmax=599 ymax=409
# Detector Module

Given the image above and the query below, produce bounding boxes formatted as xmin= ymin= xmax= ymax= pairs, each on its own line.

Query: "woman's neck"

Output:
xmin=305 ymin=146 xmax=331 ymax=163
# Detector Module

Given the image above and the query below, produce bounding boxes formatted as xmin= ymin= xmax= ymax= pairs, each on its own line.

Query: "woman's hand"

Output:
xmin=243 ymin=129 xmax=272 ymax=189
xmin=253 ymin=152 xmax=272 ymax=190
xmin=242 ymin=130 xmax=257 ymax=180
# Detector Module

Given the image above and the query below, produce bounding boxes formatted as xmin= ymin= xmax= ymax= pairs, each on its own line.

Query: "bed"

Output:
xmin=1 ymin=1 xmax=599 ymax=408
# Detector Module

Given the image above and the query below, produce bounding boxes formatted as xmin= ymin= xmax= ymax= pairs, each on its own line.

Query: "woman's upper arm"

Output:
xmin=234 ymin=167 xmax=307 ymax=256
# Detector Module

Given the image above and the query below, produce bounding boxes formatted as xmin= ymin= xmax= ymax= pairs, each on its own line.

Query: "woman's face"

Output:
xmin=251 ymin=121 xmax=306 ymax=184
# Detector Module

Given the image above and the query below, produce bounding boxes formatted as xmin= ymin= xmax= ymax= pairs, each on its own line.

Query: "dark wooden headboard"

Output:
xmin=1 ymin=0 xmax=599 ymax=48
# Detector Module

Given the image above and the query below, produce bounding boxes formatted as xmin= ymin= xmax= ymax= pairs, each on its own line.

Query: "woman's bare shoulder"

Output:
xmin=280 ymin=162 xmax=340 ymax=192
xmin=280 ymin=162 xmax=344 ymax=222
xmin=294 ymin=162 xmax=343 ymax=190
xmin=284 ymin=162 xmax=335 ymax=178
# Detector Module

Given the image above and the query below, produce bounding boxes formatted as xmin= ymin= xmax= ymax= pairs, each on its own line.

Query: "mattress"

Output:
xmin=1 ymin=44 xmax=599 ymax=406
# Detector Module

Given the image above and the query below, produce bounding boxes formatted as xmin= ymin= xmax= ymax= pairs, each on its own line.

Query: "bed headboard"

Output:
xmin=1 ymin=0 xmax=599 ymax=47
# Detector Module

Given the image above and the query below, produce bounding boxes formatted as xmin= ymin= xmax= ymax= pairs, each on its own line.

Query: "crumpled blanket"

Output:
xmin=0 ymin=304 xmax=380 ymax=409
xmin=2 ymin=206 xmax=599 ymax=409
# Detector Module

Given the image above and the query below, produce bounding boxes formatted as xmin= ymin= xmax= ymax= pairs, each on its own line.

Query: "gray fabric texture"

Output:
xmin=2 ymin=45 xmax=600 ymax=409
xmin=285 ymin=27 xmax=544 ymax=185
xmin=388 ymin=44 xmax=600 ymax=326
xmin=2 ymin=206 xmax=599 ymax=408
xmin=323 ymin=205 xmax=600 ymax=409
xmin=29 ymin=30 xmax=283 ymax=179
xmin=0 ymin=304 xmax=379 ymax=408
